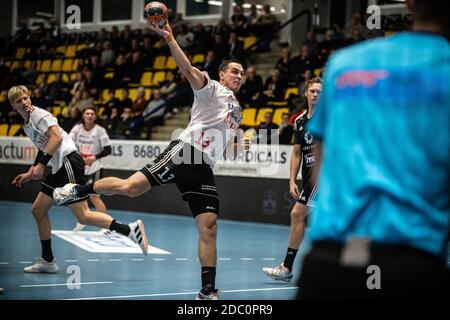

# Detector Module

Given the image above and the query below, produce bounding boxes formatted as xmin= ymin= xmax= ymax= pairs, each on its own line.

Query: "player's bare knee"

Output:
xmin=291 ymin=208 xmax=306 ymax=223
xmin=31 ymin=205 xmax=47 ymax=219
xmin=199 ymin=222 xmax=217 ymax=241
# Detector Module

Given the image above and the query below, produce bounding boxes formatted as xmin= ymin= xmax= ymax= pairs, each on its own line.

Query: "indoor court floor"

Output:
xmin=0 ymin=201 xmax=309 ymax=300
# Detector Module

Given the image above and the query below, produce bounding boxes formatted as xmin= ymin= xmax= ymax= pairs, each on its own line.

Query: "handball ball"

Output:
xmin=144 ymin=2 xmax=169 ymax=27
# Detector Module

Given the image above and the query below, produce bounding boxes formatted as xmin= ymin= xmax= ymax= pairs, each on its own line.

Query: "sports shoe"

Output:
xmin=53 ymin=183 xmax=81 ymax=205
xmin=262 ymin=263 xmax=293 ymax=282
xmin=24 ymin=258 xmax=59 ymax=273
xmin=196 ymin=289 xmax=219 ymax=300
xmin=128 ymin=220 xmax=149 ymax=255
xmin=73 ymin=222 xmax=86 ymax=232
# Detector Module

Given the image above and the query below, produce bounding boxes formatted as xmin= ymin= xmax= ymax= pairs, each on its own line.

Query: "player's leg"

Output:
xmin=195 ymin=211 xmax=219 ymax=300
xmin=262 ymin=202 xmax=308 ymax=282
xmin=24 ymin=192 xmax=59 ymax=273
xmin=90 ymin=194 xmax=107 ymax=213
xmin=68 ymin=200 xmax=149 ymax=255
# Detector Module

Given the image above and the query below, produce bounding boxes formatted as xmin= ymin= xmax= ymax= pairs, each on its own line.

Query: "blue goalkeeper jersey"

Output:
xmin=307 ymin=31 xmax=450 ymax=260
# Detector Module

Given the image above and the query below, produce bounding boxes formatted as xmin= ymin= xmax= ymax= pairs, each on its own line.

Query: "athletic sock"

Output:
xmin=76 ymin=183 xmax=96 ymax=197
xmin=200 ymin=267 xmax=216 ymax=294
xmin=283 ymin=247 xmax=298 ymax=271
xmin=41 ymin=239 xmax=54 ymax=263
xmin=109 ymin=219 xmax=130 ymax=236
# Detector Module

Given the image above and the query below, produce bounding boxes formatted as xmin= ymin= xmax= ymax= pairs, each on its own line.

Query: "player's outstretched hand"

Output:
xmin=12 ymin=171 xmax=32 ymax=188
xmin=148 ymin=22 xmax=173 ymax=40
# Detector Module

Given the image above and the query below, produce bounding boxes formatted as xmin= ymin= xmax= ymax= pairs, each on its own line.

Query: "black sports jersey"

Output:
xmin=293 ymin=111 xmax=316 ymax=186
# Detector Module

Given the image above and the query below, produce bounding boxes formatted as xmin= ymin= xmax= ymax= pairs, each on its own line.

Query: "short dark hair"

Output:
xmin=414 ymin=0 xmax=449 ymax=36
xmin=219 ymin=59 xmax=242 ymax=73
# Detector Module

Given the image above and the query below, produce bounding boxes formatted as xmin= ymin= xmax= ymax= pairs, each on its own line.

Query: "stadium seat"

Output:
xmin=15 ymin=48 xmax=26 ymax=59
xmin=71 ymin=59 xmax=79 ymax=71
xmin=284 ymin=87 xmax=299 ymax=100
xmin=241 ymin=108 xmax=257 ymax=127
xmin=62 ymin=59 xmax=73 ymax=72
xmin=115 ymin=89 xmax=125 ymax=100
xmin=140 ymin=72 xmax=153 ymax=86
xmin=47 ymin=74 xmax=56 ymax=84
xmin=35 ymin=74 xmax=46 ymax=85
xmin=56 ymin=45 xmax=66 ymax=55
xmin=165 ymin=56 xmax=177 ymax=69
xmin=102 ymin=89 xmax=110 ymax=103
xmin=70 ymin=73 xmax=77 ymax=81
xmin=104 ymin=72 xmax=114 ymax=79
xmin=273 ymin=108 xmax=289 ymax=126
xmin=314 ymin=68 xmax=322 ymax=77
xmin=128 ymin=88 xmax=138 ymax=101
xmin=40 ymin=60 xmax=52 ymax=72
xmin=152 ymin=71 xmax=166 ymax=86
xmin=11 ymin=61 xmax=19 ymax=70
xmin=191 ymin=54 xmax=205 ymax=65
xmin=51 ymin=59 xmax=62 ymax=72
xmin=0 ymin=124 xmax=8 ymax=136
xmin=153 ymin=56 xmax=166 ymax=70
xmin=8 ymin=124 xmax=22 ymax=136
xmin=145 ymin=89 xmax=152 ymax=100
xmin=65 ymin=45 xmax=77 ymax=58
xmin=24 ymin=60 xmax=32 ymax=70
xmin=244 ymin=36 xmax=257 ymax=50
xmin=52 ymin=106 xmax=62 ymax=117
xmin=255 ymin=108 xmax=274 ymax=126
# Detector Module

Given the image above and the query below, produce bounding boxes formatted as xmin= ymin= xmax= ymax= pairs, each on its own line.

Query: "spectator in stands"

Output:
xmin=160 ymin=71 xmax=178 ymax=99
xmin=212 ymin=19 xmax=230 ymax=39
xmin=298 ymin=69 xmax=313 ymax=95
xmin=275 ymin=47 xmax=292 ymax=82
xmin=141 ymin=36 xmax=156 ymax=67
xmin=176 ymin=24 xmax=195 ymax=51
xmin=255 ymin=4 xmax=277 ymax=51
xmin=193 ymin=23 xmax=212 ymax=54
xmin=120 ymin=25 xmax=133 ymax=51
xmin=100 ymin=40 xmax=115 ymax=67
xmin=89 ymin=55 xmax=105 ymax=90
xmin=47 ymin=73 xmax=70 ymax=103
xmin=257 ymin=111 xmax=279 ymax=144
xmin=32 ymin=88 xmax=48 ymax=109
xmin=137 ymin=88 xmax=167 ymax=139
xmin=171 ymin=12 xmax=185 ymax=30
xmin=238 ymin=66 xmax=263 ymax=107
xmin=303 ymin=30 xmax=319 ymax=56
xmin=59 ymin=105 xmax=81 ymax=133
xmin=290 ymin=45 xmax=316 ymax=84
xmin=211 ymin=34 xmax=228 ymax=61
xmin=36 ymin=74 xmax=50 ymax=99
xmin=69 ymin=89 xmax=95 ymax=113
xmin=103 ymin=106 xmax=119 ymax=136
xmin=113 ymin=54 xmax=132 ymax=87
xmin=131 ymin=87 xmax=148 ymax=116
xmin=318 ymin=29 xmax=338 ymax=58
xmin=201 ymin=51 xmax=220 ymax=81
xmin=70 ymin=72 xmax=85 ymax=97
xmin=230 ymin=5 xmax=247 ymax=36
xmin=245 ymin=3 xmax=259 ymax=33
xmin=164 ymin=74 xmax=192 ymax=118
xmin=13 ymin=20 xmax=31 ymax=46
xmin=120 ymin=89 xmax=133 ymax=110
xmin=129 ymin=51 xmax=144 ymax=84
xmin=22 ymin=61 xmax=38 ymax=85
xmin=344 ymin=13 xmax=364 ymax=40
xmin=111 ymin=106 xmax=133 ymax=139
xmin=227 ymin=31 xmax=245 ymax=62
xmin=255 ymin=70 xmax=287 ymax=107
xmin=102 ymin=89 xmax=122 ymax=117
xmin=278 ymin=112 xmax=294 ymax=145
xmin=84 ymin=70 xmax=100 ymax=98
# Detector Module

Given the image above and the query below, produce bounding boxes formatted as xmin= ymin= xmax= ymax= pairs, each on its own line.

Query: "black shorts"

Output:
xmin=140 ymin=140 xmax=219 ymax=217
xmin=297 ymin=180 xmax=318 ymax=207
xmin=86 ymin=168 xmax=104 ymax=184
xmin=41 ymin=151 xmax=89 ymax=204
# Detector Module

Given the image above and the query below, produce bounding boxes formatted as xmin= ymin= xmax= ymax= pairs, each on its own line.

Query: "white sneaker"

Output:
xmin=262 ymin=263 xmax=293 ymax=282
xmin=128 ymin=220 xmax=148 ymax=255
xmin=53 ymin=183 xmax=80 ymax=205
xmin=196 ymin=289 xmax=219 ymax=300
xmin=73 ymin=223 xmax=86 ymax=232
xmin=24 ymin=258 xmax=59 ymax=273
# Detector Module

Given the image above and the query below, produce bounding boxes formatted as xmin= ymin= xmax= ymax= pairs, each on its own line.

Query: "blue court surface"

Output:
xmin=0 ymin=201 xmax=310 ymax=300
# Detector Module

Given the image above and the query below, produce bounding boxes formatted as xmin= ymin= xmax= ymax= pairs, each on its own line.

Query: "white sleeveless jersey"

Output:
xmin=23 ymin=106 xmax=77 ymax=174
xmin=69 ymin=123 xmax=111 ymax=175
xmin=178 ymin=72 xmax=243 ymax=163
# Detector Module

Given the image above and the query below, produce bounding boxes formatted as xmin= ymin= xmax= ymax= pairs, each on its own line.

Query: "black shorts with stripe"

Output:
xmin=86 ymin=168 xmax=104 ymax=185
xmin=139 ymin=140 xmax=219 ymax=217
xmin=297 ymin=179 xmax=318 ymax=208
xmin=41 ymin=151 xmax=89 ymax=204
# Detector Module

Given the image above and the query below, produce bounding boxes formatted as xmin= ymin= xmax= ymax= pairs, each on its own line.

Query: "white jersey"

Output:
xmin=178 ymin=72 xmax=243 ymax=163
xmin=23 ymin=106 xmax=77 ymax=174
xmin=69 ymin=123 xmax=111 ymax=175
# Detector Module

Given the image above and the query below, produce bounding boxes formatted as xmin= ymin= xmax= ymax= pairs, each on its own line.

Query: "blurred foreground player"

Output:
xmin=298 ymin=0 xmax=449 ymax=299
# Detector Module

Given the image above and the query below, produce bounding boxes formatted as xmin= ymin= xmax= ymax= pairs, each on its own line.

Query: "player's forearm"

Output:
xmin=166 ymin=37 xmax=194 ymax=76
xmin=44 ymin=134 xmax=63 ymax=156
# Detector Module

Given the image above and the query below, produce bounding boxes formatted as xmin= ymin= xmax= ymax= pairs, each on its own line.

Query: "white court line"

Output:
xmin=21 ymin=281 xmax=113 ymax=288
xmin=153 ymin=258 xmax=166 ymax=261
xmin=108 ymin=259 xmax=122 ymax=262
xmin=0 ymin=262 xmax=10 ymax=265
xmin=87 ymin=259 xmax=100 ymax=262
xmin=65 ymin=260 xmax=78 ymax=262
xmin=219 ymin=258 xmax=231 ymax=260
xmin=262 ymin=258 xmax=276 ymax=260
xmin=20 ymin=261 xmax=32 ymax=264
xmin=175 ymin=258 xmax=187 ymax=261
xmin=63 ymin=286 xmax=298 ymax=300
xmin=131 ymin=259 xmax=144 ymax=261
xmin=240 ymin=258 xmax=253 ymax=260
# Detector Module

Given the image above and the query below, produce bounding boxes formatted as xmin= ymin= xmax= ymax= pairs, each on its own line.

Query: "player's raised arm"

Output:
xmin=148 ymin=23 xmax=207 ymax=90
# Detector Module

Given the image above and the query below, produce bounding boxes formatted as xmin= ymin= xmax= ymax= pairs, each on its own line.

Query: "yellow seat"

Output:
xmin=191 ymin=54 xmax=205 ymax=64
xmin=241 ymin=108 xmax=257 ymax=127
xmin=8 ymin=124 xmax=22 ymax=136
xmin=65 ymin=45 xmax=77 ymax=58
xmin=284 ymin=87 xmax=299 ymax=100
xmin=244 ymin=36 xmax=257 ymax=50
xmin=76 ymin=44 xmax=87 ymax=51
xmin=140 ymin=72 xmax=153 ymax=86
xmin=102 ymin=89 xmax=110 ymax=103
xmin=104 ymin=72 xmax=114 ymax=79
xmin=52 ymin=106 xmax=62 ymax=117
xmin=35 ymin=74 xmax=46 ymax=85
xmin=97 ymin=107 xmax=104 ymax=116
xmin=15 ymin=48 xmax=26 ymax=59
xmin=153 ymin=56 xmax=166 ymax=70
xmin=61 ymin=107 xmax=69 ymax=117
xmin=24 ymin=60 xmax=32 ymax=69
xmin=70 ymin=73 xmax=78 ymax=81
xmin=314 ymin=68 xmax=322 ymax=77
xmin=145 ymin=89 xmax=152 ymax=100
xmin=47 ymin=74 xmax=56 ymax=84
xmin=255 ymin=107 xmax=274 ymax=126
xmin=152 ymin=71 xmax=166 ymax=86
xmin=0 ymin=124 xmax=8 ymax=136
xmin=11 ymin=61 xmax=20 ymax=70
xmin=273 ymin=108 xmax=289 ymax=126
xmin=62 ymin=59 xmax=73 ymax=72
xmin=51 ymin=59 xmax=63 ymax=72
xmin=40 ymin=60 xmax=52 ymax=72
xmin=128 ymin=88 xmax=138 ymax=101
xmin=115 ymin=89 xmax=125 ymax=100
xmin=62 ymin=73 xmax=70 ymax=82
xmin=71 ymin=59 xmax=79 ymax=71
xmin=165 ymin=56 xmax=177 ymax=69
xmin=56 ymin=45 xmax=66 ymax=55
